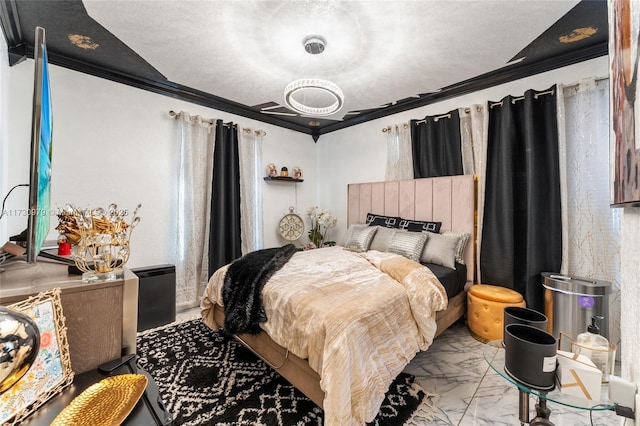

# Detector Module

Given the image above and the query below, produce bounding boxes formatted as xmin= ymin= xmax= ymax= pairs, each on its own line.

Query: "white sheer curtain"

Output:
xmin=384 ymin=122 xmax=413 ymax=181
xmin=174 ymin=112 xmax=215 ymax=309
xmin=459 ymin=104 xmax=487 ymax=282
xmin=557 ymin=78 xmax=621 ymax=350
xmin=239 ymin=127 xmax=264 ymax=254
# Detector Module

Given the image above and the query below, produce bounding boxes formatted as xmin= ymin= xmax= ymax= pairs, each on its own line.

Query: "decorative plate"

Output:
xmin=278 ymin=207 xmax=304 ymax=241
xmin=50 ymin=374 xmax=148 ymax=426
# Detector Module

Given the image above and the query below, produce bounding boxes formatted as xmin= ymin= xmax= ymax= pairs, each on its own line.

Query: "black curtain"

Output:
xmin=411 ymin=109 xmax=463 ymax=178
xmin=208 ymin=120 xmax=242 ymax=278
xmin=480 ymin=86 xmax=561 ymax=312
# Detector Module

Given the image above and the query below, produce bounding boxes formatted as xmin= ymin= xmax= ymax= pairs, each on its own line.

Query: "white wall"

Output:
xmin=2 ymin=61 xmax=315 ymax=267
xmin=262 ymin=141 xmax=315 ymax=246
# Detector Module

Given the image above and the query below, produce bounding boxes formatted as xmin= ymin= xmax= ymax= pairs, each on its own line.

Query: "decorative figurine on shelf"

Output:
xmin=57 ymin=234 xmax=71 ymax=256
xmin=280 ymin=166 xmax=289 ymax=177
xmin=293 ymin=166 xmax=302 ymax=179
xmin=267 ymin=163 xmax=277 ymax=177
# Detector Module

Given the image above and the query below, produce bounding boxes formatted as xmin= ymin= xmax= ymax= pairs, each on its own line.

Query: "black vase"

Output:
xmin=504 ymin=307 xmax=548 ymax=337
xmin=504 ymin=323 xmax=557 ymax=391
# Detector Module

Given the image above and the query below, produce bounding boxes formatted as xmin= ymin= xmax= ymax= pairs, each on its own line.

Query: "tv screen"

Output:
xmin=26 ymin=27 xmax=52 ymax=264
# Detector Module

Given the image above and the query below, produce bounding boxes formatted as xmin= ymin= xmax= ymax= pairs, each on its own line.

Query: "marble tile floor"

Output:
xmin=404 ymin=322 xmax=623 ymax=425
xmin=176 ymin=307 xmax=624 ymax=425
xmin=176 ymin=306 xmax=202 ymax=323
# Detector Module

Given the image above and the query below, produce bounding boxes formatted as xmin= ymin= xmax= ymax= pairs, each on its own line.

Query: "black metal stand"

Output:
xmin=529 ymin=394 xmax=555 ymax=426
xmin=518 ymin=389 xmax=530 ymax=424
xmin=517 ymin=388 xmax=556 ymax=425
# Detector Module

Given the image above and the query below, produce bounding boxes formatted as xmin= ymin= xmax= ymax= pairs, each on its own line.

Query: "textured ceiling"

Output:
xmin=0 ymin=0 xmax=608 ymax=138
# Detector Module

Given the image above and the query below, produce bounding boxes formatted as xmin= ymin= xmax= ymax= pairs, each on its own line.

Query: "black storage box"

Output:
xmin=132 ymin=264 xmax=176 ymax=332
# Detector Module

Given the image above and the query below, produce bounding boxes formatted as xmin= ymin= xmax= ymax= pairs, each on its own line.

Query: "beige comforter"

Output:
xmin=201 ymin=246 xmax=447 ymax=426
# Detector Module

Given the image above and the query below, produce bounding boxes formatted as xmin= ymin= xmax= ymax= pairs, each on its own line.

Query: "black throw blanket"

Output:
xmin=222 ymin=244 xmax=298 ymax=335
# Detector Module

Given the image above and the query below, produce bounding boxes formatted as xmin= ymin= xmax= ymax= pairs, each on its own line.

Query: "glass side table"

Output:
xmin=483 ymin=340 xmax=615 ymax=425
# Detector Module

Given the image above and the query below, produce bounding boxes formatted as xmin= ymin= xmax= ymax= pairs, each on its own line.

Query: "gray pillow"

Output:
xmin=369 ymin=226 xmax=397 ymax=252
xmin=387 ymin=231 xmax=428 ymax=262
xmin=420 ymin=232 xmax=459 ymax=269
xmin=343 ymin=225 xmax=378 ymax=252
xmin=342 ymin=224 xmax=363 ymax=246
xmin=443 ymin=230 xmax=471 ymax=265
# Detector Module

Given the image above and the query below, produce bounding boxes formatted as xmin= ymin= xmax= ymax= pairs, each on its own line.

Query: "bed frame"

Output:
xmin=210 ymin=175 xmax=476 ymax=408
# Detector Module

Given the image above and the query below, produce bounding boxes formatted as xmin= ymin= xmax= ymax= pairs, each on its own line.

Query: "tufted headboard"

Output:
xmin=347 ymin=175 xmax=476 ymax=285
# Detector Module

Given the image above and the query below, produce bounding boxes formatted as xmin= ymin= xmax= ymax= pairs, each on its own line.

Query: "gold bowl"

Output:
xmin=50 ymin=374 xmax=147 ymax=426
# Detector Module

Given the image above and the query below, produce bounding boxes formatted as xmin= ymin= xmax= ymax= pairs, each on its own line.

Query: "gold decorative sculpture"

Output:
xmin=56 ymin=204 xmax=141 ymax=281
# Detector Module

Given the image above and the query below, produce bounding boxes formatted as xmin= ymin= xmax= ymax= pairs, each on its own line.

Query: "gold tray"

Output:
xmin=51 ymin=374 xmax=148 ymax=426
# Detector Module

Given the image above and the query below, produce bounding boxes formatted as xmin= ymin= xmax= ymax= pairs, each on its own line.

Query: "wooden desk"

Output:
xmin=0 ymin=259 xmax=138 ymax=374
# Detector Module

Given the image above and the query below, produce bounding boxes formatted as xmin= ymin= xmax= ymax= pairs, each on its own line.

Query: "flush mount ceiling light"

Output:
xmin=283 ymin=35 xmax=344 ymax=117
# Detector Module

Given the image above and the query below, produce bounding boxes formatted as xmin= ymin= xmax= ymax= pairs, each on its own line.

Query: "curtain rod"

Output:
xmin=411 ymin=106 xmax=477 ymax=126
xmin=169 ymin=110 xmax=214 ymax=125
xmin=381 ymin=123 xmax=409 ymax=133
xmin=169 ymin=110 xmax=266 ymax=135
xmin=489 ymin=77 xmax=609 ymax=108
xmin=560 ymin=75 xmax=609 ymax=91
xmin=489 ymin=88 xmax=555 ymax=108
xmin=383 ymin=75 xmax=609 ymax=132
xmin=411 ymin=112 xmax=454 ymax=126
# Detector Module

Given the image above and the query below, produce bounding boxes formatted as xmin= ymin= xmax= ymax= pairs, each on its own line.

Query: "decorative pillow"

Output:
xmin=420 ymin=232 xmax=459 ymax=269
xmin=387 ymin=231 xmax=428 ymax=262
xmin=342 ymin=223 xmax=366 ymax=246
xmin=398 ymin=218 xmax=442 ymax=233
xmin=366 ymin=213 xmax=400 ymax=228
xmin=368 ymin=226 xmax=397 ymax=252
xmin=342 ymin=223 xmax=362 ymax=246
xmin=444 ymin=230 xmax=471 ymax=265
xmin=343 ymin=225 xmax=378 ymax=252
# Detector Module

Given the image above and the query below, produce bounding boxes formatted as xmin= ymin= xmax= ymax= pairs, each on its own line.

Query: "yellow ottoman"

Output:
xmin=467 ymin=284 xmax=525 ymax=342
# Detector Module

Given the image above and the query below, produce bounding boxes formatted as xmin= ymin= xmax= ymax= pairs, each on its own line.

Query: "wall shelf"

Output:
xmin=264 ymin=176 xmax=303 ymax=183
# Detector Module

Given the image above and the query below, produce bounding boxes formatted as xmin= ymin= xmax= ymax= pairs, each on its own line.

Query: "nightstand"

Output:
xmin=19 ymin=355 xmax=173 ymax=425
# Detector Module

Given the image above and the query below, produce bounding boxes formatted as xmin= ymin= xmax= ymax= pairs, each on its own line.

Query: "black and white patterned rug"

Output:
xmin=136 ymin=318 xmax=435 ymax=426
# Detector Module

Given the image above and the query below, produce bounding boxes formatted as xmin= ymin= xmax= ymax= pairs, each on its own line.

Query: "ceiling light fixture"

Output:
xmin=283 ymin=35 xmax=344 ymax=117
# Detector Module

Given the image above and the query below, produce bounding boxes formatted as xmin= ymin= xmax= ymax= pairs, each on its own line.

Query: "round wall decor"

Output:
xmin=278 ymin=207 xmax=304 ymax=241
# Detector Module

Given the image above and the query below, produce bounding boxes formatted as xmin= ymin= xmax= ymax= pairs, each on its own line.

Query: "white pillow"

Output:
xmin=420 ymin=232 xmax=459 ymax=269
xmin=387 ymin=231 xmax=428 ymax=262
xmin=343 ymin=225 xmax=378 ymax=252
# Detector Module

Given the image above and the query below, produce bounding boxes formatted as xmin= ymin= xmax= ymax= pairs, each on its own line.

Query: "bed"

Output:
xmin=201 ymin=175 xmax=475 ymax=425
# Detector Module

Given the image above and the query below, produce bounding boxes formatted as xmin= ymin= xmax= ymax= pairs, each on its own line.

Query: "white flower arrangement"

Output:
xmin=305 ymin=206 xmax=337 ymax=249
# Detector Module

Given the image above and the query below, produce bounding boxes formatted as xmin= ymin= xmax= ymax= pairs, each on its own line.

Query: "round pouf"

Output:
xmin=467 ymin=284 xmax=525 ymax=342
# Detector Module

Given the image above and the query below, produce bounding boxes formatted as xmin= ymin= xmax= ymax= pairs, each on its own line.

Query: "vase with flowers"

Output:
xmin=305 ymin=206 xmax=337 ymax=249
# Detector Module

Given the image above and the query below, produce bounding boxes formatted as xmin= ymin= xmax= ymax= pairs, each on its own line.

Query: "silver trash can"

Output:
xmin=542 ymin=272 xmax=611 ymax=339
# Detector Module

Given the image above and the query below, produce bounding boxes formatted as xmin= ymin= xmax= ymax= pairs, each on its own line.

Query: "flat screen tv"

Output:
xmin=26 ymin=26 xmax=52 ymax=264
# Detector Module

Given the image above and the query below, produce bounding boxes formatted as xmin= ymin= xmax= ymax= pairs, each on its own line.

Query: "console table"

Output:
xmin=483 ymin=340 xmax=615 ymax=425
xmin=0 ymin=259 xmax=138 ymax=374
